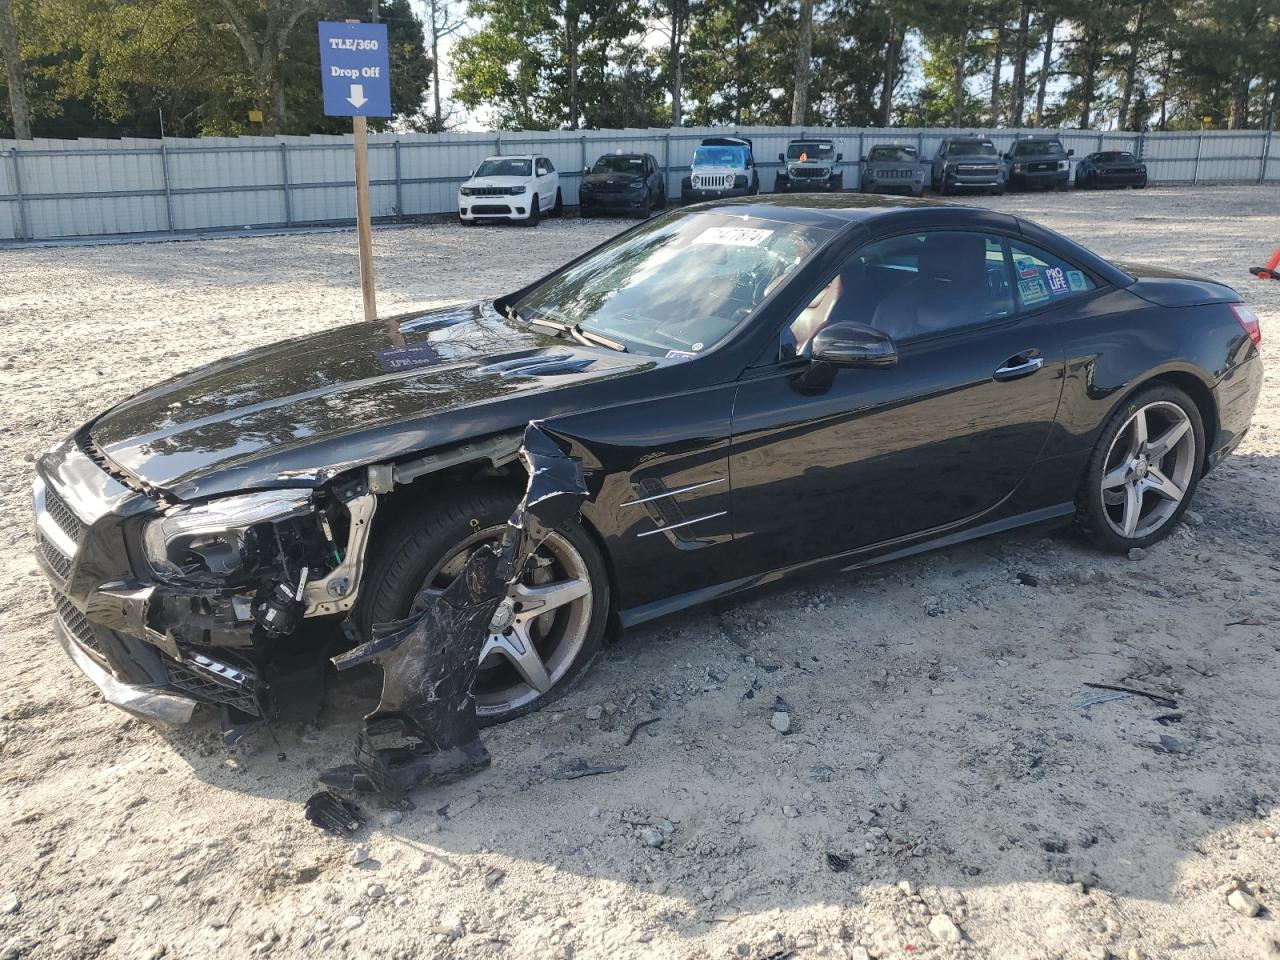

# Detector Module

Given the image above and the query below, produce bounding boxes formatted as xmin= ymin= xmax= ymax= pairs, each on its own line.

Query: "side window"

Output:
xmin=782 ymin=231 xmax=1015 ymax=355
xmin=544 ymin=158 xmax=556 ymax=173
xmin=1009 ymin=240 xmax=1096 ymax=310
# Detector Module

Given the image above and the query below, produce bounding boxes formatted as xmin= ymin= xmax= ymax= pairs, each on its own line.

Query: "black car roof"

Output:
xmin=678 ymin=194 xmax=1134 ymax=287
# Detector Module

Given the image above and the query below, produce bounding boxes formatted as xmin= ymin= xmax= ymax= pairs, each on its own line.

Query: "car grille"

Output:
xmin=691 ymin=173 xmax=733 ymax=190
xmin=957 ymin=164 xmax=999 ymax=174
xmin=163 ymin=653 xmax=260 ymax=715
xmin=1026 ymin=161 xmax=1058 ymax=172
xmin=790 ymin=167 xmax=830 ymax=179
xmin=53 ymin=590 xmax=105 ymax=659
xmin=471 ymin=204 xmax=512 ymax=215
xmin=37 ymin=533 xmax=73 ymax=581
xmin=43 ymin=485 xmax=86 ymax=542
xmin=469 ymin=186 xmax=515 ymax=197
xmin=594 ymin=181 xmax=630 ymax=193
xmin=876 ymin=168 xmax=914 ymax=179
xmin=1102 ymin=167 xmax=1139 ymax=175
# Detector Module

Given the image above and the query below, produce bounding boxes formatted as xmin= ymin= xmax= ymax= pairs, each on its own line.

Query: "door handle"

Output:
xmin=993 ymin=354 xmax=1044 ymax=381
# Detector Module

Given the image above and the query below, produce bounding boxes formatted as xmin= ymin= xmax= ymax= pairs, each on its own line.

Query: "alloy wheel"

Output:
xmin=1100 ymin=400 xmax=1196 ymax=539
xmin=411 ymin=525 xmax=593 ymax=717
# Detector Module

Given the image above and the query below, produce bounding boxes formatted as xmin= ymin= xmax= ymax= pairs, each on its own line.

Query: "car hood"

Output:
xmin=462 ymin=176 xmax=530 ymax=190
xmin=583 ymin=171 xmax=644 ymax=185
xmin=946 ymin=152 xmax=1000 ymax=163
xmin=86 ymin=302 xmax=657 ymax=501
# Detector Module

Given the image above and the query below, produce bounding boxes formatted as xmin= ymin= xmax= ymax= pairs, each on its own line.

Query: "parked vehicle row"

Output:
xmin=454 ymin=135 xmax=1149 ymax=226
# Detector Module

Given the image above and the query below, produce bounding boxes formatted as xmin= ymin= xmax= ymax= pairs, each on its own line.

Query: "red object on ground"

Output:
xmin=1251 ymin=247 xmax=1280 ymax=280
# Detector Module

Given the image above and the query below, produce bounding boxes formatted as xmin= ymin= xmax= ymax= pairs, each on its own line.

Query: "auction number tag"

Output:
xmin=693 ymin=227 xmax=774 ymax=247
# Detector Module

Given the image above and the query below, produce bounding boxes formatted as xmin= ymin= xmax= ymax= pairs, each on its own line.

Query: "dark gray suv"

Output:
xmin=930 ymin=137 xmax=1005 ymax=195
xmin=1003 ymin=137 xmax=1073 ymax=191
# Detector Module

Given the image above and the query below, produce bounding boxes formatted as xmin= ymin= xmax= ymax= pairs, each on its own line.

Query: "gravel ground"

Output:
xmin=1 ymin=185 xmax=1279 ymax=960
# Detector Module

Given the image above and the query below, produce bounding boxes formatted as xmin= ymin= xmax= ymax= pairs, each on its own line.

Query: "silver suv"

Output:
xmin=930 ymin=137 xmax=1005 ymax=195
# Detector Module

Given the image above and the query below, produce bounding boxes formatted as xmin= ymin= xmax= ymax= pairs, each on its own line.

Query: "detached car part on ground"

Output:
xmin=1076 ymin=151 xmax=1149 ymax=190
xmin=34 ymin=195 xmax=1263 ymax=742
xmin=773 ymin=139 xmax=844 ymax=193
xmin=681 ymin=137 xmax=760 ymax=203
xmin=859 ymin=144 xmax=927 ymax=197
xmin=1002 ymin=136 xmax=1073 ymax=192
xmin=458 ymin=155 xmax=563 ymax=225
xmin=931 ymin=136 xmax=1006 ymax=195
xmin=579 ymin=152 xmax=667 ymax=217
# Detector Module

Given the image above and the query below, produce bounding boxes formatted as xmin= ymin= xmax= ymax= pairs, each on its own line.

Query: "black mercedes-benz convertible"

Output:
xmin=33 ymin=195 xmax=1263 ymax=731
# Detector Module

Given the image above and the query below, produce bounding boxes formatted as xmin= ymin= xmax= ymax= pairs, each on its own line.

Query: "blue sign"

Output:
xmin=318 ymin=21 xmax=392 ymax=118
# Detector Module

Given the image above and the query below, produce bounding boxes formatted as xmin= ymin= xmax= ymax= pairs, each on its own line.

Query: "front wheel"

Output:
xmin=526 ymin=195 xmax=541 ymax=226
xmin=360 ymin=486 xmax=610 ymax=723
xmin=1075 ymin=384 xmax=1204 ymax=552
xmin=552 ymin=188 xmax=564 ymax=217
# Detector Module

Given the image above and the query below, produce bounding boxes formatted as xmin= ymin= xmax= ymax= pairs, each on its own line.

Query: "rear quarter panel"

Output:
xmin=1050 ymin=288 xmax=1259 ymax=458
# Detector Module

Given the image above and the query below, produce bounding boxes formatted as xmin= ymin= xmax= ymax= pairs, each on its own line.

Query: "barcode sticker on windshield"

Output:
xmin=693 ymin=227 xmax=774 ymax=247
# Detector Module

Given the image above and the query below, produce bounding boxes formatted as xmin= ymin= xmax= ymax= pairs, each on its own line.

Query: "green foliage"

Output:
xmin=3 ymin=0 xmax=1278 ymax=138
xmin=0 ymin=0 xmax=431 ymax=138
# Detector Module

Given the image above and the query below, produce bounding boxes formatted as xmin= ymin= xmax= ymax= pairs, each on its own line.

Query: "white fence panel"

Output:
xmin=1 ymin=126 xmax=1276 ymax=242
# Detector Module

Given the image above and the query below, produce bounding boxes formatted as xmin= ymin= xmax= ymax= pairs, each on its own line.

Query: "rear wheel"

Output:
xmin=361 ymin=487 xmax=610 ymax=723
xmin=1075 ymin=384 xmax=1204 ymax=552
xmin=552 ymin=188 xmax=564 ymax=217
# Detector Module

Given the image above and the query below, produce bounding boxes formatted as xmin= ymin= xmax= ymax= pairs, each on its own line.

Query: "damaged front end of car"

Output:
xmin=33 ymin=435 xmax=384 ymax=739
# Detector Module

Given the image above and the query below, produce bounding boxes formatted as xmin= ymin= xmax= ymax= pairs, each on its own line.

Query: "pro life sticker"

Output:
xmin=1067 ymin=269 xmax=1088 ymax=292
xmin=1044 ymin=265 xmax=1070 ymax=295
xmin=1018 ymin=276 xmax=1050 ymax=305
xmin=693 ymin=227 xmax=774 ymax=247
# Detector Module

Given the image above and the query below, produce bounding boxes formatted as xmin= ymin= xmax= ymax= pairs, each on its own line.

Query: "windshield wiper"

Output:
xmin=527 ymin=315 xmax=626 ymax=352
xmin=570 ymin=324 xmax=626 ymax=352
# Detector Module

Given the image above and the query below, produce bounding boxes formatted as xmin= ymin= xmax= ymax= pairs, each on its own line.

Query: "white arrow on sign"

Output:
xmin=347 ymin=84 xmax=368 ymax=109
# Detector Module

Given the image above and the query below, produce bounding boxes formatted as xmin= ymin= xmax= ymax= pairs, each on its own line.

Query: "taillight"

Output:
xmin=1230 ymin=303 xmax=1262 ymax=348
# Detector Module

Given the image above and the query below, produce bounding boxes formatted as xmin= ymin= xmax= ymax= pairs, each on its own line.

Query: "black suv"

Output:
xmin=1002 ymin=137 xmax=1073 ymax=191
xmin=579 ymin=152 xmax=667 ymax=217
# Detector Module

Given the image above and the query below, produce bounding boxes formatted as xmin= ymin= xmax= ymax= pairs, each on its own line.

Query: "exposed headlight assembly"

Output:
xmin=142 ymin=490 xmax=313 ymax=584
xmin=1057 ymin=160 xmax=1069 ymax=171
xmin=459 ymin=186 xmax=474 ymax=197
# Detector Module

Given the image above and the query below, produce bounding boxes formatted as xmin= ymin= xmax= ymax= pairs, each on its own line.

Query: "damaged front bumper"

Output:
xmin=32 ymin=435 xmax=369 ymax=731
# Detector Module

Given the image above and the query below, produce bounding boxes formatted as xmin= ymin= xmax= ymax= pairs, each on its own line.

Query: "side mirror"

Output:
xmin=778 ymin=152 xmax=785 ymax=162
xmin=1067 ymin=148 xmax=1075 ymax=156
xmin=583 ymin=166 xmax=590 ymax=176
xmin=810 ymin=323 xmax=897 ymax=368
xmin=836 ymin=152 xmax=843 ymax=162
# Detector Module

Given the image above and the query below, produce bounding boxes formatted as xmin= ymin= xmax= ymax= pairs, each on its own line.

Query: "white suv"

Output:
xmin=458 ymin=155 xmax=562 ymax=225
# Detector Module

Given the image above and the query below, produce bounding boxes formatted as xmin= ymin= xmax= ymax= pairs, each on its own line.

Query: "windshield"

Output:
xmin=592 ymin=155 xmax=645 ymax=174
xmin=1096 ymin=151 xmax=1136 ymax=163
xmin=787 ymin=142 xmax=835 ymax=161
xmin=693 ymin=146 xmax=746 ymax=168
xmin=868 ymin=145 xmax=916 ymax=162
xmin=1012 ymin=141 xmax=1063 ymax=156
xmin=952 ymin=141 xmax=997 ymax=157
xmin=474 ymin=158 xmax=531 ymax=178
xmin=515 ymin=211 xmax=833 ymax=358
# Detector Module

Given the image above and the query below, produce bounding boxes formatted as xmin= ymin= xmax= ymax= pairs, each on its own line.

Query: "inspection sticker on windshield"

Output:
xmin=1018 ymin=276 xmax=1050 ymax=304
xmin=693 ymin=226 xmax=774 ymax=247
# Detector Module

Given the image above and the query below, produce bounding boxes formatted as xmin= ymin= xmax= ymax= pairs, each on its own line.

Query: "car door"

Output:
xmin=534 ymin=157 xmax=553 ymax=207
xmin=931 ymin=142 xmax=947 ymax=186
xmin=727 ymin=228 xmax=1068 ymax=574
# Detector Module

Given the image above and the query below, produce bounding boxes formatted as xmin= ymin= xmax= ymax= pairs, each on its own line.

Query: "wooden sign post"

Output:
xmin=352 ymin=115 xmax=377 ymax=323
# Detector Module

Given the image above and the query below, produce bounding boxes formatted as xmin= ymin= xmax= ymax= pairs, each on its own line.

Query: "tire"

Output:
xmin=552 ymin=188 xmax=563 ymax=217
xmin=654 ymin=187 xmax=666 ymax=210
xmin=526 ymin=195 xmax=541 ymax=226
xmin=1074 ymin=383 xmax=1205 ymax=552
xmin=636 ymin=189 xmax=651 ymax=218
xmin=991 ymin=184 xmax=1005 ymax=196
xmin=938 ymin=180 xmax=950 ymax=196
xmin=833 ymin=174 xmax=843 ymax=192
xmin=360 ymin=485 xmax=611 ymax=724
